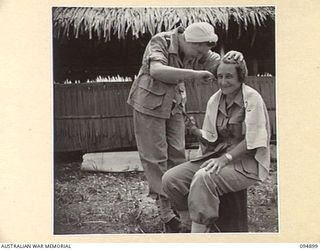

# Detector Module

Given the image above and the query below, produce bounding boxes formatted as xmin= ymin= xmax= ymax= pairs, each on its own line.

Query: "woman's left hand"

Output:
xmin=200 ymin=156 xmax=229 ymax=175
xmin=224 ymin=50 xmax=243 ymax=61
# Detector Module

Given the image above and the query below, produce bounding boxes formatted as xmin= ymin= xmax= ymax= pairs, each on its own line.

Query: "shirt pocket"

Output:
xmin=228 ymin=108 xmax=245 ymax=124
xmin=228 ymin=109 xmax=245 ymax=137
xmin=240 ymin=157 xmax=258 ymax=175
xmin=137 ymin=77 xmax=166 ymax=110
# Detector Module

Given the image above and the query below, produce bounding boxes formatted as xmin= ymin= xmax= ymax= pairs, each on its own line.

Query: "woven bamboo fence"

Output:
xmin=54 ymin=76 xmax=276 ymax=152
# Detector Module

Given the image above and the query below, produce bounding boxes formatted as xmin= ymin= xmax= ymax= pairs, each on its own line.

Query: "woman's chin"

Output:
xmin=221 ymin=89 xmax=232 ymax=95
xmin=221 ymin=87 xmax=240 ymax=96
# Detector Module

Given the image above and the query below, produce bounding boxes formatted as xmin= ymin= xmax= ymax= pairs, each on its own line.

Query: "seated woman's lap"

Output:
xmin=190 ymin=163 xmax=257 ymax=197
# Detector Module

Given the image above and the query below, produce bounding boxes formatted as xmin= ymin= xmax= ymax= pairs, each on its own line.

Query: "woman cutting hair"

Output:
xmin=127 ymin=22 xmax=243 ymax=232
xmin=162 ymin=57 xmax=271 ymax=233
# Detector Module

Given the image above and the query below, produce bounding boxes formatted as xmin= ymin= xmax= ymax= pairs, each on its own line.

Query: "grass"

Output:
xmin=54 ymin=146 xmax=278 ymax=234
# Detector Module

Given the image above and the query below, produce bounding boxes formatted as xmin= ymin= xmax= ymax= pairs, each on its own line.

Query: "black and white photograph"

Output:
xmin=2 ymin=0 xmax=320 ymax=246
xmin=52 ymin=7 xmax=278 ymax=235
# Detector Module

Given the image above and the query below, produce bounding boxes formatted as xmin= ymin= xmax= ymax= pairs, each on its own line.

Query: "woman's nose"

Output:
xmin=219 ymin=77 xmax=226 ymax=85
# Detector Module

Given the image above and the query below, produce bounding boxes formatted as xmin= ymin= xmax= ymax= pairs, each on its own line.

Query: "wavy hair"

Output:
xmin=214 ymin=57 xmax=248 ymax=83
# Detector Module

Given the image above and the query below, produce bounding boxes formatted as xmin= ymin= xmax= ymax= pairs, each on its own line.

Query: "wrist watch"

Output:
xmin=225 ymin=153 xmax=233 ymax=162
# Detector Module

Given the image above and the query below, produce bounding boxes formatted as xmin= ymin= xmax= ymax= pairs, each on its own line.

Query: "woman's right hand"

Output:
xmin=194 ymin=70 xmax=214 ymax=83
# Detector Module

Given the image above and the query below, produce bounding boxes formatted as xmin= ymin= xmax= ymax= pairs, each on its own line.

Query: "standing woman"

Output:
xmin=127 ymin=22 xmax=243 ymax=232
xmin=162 ymin=57 xmax=271 ymax=233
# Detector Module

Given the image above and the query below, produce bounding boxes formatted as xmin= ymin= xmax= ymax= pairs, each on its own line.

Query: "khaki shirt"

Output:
xmin=216 ymin=90 xmax=245 ymax=147
xmin=194 ymin=88 xmax=260 ymax=180
xmin=127 ymin=26 xmax=221 ymax=119
xmin=199 ymin=89 xmax=245 ymax=154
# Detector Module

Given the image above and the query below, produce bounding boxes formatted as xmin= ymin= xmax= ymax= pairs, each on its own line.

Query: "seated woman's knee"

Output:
xmin=192 ymin=168 xmax=220 ymax=186
xmin=193 ymin=168 xmax=209 ymax=181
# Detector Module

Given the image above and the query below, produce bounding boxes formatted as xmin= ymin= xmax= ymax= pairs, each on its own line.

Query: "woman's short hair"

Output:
xmin=214 ymin=57 xmax=248 ymax=83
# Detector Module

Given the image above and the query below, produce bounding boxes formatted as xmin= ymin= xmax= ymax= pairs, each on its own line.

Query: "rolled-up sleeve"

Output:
xmin=147 ymin=35 xmax=169 ymax=65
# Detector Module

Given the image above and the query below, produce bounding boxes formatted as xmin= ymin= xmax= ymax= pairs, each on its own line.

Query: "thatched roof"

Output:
xmin=52 ymin=7 xmax=275 ymax=41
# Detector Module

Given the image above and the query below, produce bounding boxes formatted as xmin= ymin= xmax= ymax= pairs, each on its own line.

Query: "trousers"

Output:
xmin=162 ymin=159 xmax=257 ymax=225
xmin=133 ymin=109 xmax=186 ymax=222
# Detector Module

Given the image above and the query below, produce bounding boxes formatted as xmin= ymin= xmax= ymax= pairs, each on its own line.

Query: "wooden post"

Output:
xmin=252 ymin=58 xmax=259 ymax=76
xmin=215 ymin=189 xmax=248 ymax=232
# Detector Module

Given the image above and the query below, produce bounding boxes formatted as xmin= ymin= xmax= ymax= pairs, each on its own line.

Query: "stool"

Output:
xmin=215 ymin=189 xmax=248 ymax=232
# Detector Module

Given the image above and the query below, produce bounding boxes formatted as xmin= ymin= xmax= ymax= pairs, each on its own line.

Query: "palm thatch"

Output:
xmin=52 ymin=7 xmax=275 ymax=41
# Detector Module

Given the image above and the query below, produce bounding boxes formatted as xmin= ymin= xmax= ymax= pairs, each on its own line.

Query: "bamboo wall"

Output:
xmin=54 ymin=76 xmax=276 ymax=153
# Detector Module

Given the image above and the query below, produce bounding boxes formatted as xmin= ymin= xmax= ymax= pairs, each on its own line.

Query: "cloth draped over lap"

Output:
xmin=198 ymin=84 xmax=271 ymax=181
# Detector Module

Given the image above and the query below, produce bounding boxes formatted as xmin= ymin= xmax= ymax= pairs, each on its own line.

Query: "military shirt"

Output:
xmin=127 ymin=26 xmax=221 ymax=119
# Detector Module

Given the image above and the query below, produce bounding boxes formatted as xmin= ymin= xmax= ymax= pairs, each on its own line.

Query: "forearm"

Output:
xmin=198 ymin=138 xmax=256 ymax=173
xmin=150 ymin=61 xmax=198 ymax=84
xmin=224 ymin=139 xmax=255 ymax=161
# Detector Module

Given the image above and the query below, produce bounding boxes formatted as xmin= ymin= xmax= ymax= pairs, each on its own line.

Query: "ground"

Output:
xmin=54 ymin=146 xmax=278 ymax=234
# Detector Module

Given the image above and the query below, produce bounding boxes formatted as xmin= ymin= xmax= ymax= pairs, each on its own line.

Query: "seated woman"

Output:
xmin=162 ymin=57 xmax=271 ymax=233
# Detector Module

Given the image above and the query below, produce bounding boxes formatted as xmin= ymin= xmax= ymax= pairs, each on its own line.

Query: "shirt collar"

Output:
xmin=219 ymin=86 xmax=244 ymax=112
xmin=168 ymin=26 xmax=185 ymax=54
xmin=232 ymin=87 xmax=244 ymax=108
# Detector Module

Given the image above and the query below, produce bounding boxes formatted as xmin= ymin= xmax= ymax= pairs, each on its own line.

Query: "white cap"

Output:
xmin=184 ymin=22 xmax=218 ymax=43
